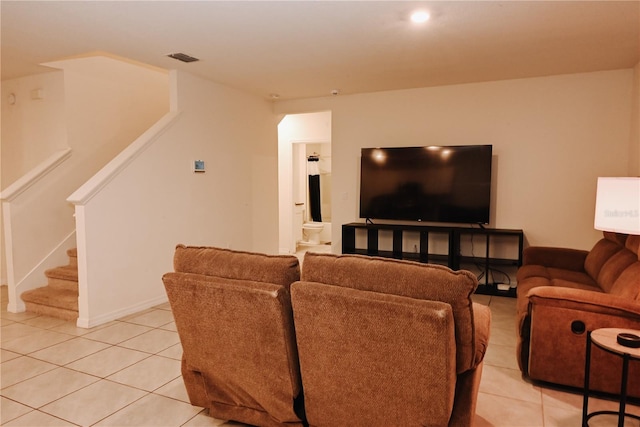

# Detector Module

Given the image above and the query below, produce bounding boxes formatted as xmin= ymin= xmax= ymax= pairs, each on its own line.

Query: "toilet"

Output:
xmin=302 ymin=221 xmax=324 ymax=245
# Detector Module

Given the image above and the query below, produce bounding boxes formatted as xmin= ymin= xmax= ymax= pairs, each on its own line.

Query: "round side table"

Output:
xmin=582 ymin=328 xmax=640 ymax=427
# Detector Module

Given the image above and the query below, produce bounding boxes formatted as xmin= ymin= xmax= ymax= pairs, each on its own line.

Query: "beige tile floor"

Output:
xmin=2 ymin=284 xmax=639 ymax=426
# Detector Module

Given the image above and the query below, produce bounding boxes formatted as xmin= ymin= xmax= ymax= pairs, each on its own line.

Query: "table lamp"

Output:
xmin=594 ymin=177 xmax=640 ymax=347
xmin=594 ymin=177 xmax=640 ymax=235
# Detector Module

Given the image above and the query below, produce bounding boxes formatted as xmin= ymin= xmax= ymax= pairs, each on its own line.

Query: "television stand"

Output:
xmin=341 ymin=222 xmax=524 ymax=297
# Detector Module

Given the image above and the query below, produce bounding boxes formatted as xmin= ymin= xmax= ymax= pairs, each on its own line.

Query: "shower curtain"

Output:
xmin=308 ymin=155 xmax=322 ymax=222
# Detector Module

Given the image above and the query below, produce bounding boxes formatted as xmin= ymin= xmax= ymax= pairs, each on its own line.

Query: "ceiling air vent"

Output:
xmin=167 ymin=53 xmax=199 ymax=63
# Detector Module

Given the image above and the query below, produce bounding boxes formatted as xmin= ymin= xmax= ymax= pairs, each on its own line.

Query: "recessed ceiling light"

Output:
xmin=410 ymin=10 xmax=430 ymax=24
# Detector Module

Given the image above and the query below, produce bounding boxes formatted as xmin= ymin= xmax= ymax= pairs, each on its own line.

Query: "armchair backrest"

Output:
xmin=173 ymin=244 xmax=300 ymax=287
xmin=291 ymin=253 xmax=486 ymax=427
xmin=300 ymin=252 xmax=481 ymax=372
xmin=163 ymin=245 xmax=304 ymax=427
xmin=291 ymin=280 xmax=457 ymax=426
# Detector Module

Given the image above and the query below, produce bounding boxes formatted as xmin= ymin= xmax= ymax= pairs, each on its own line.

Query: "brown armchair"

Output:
xmin=162 ymin=245 xmax=305 ymax=427
xmin=290 ymin=252 xmax=491 ymax=427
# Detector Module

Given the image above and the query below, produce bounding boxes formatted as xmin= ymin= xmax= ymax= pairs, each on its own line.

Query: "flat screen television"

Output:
xmin=359 ymin=145 xmax=492 ymax=224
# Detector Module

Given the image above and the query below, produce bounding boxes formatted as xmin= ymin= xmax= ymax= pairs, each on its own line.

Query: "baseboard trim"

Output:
xmin=76 ymin=293 xmax=168 ymax=329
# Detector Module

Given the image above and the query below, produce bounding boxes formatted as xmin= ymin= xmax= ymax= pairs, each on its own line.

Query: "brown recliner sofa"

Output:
xmin=162 ymin=245 xmax=305 ymax=427
xmin=516 ymin=232 xmax=640 ymax=397
xmin=291 ymin=252 xmax=491 ymax=427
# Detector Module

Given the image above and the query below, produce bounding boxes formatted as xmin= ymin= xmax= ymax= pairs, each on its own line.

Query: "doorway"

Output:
xmin=277 ymin=111 xmax=332 ymax=255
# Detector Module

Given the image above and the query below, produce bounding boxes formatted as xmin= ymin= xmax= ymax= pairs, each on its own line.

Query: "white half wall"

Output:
xmin=275 ymin=69 xmax=636 ymax=250
xmin=73 ymin=70 xmax=277 ymax=327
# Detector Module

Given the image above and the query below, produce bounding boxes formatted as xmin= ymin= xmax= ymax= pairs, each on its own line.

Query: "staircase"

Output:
xmin=21 ymin=248 xmax=79 ymax=321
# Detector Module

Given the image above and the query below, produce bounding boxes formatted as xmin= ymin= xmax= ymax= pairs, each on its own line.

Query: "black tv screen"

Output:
xmin=359 ymin=145 xmax=492 ymax=224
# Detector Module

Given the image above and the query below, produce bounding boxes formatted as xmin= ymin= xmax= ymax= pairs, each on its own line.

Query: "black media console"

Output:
xmin=342 ymin=222 xmax=524 ymax=297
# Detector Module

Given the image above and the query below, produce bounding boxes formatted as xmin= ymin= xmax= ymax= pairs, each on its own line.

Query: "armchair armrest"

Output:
xmin=527 ymin=286 xmax=640 ymax=319
xmin=522 ymin=247 xmax=588 ymax=272
xmin=472 ymin=302 xmax=491 ymax=367
xmin=524 ymin=286 xmax=640 ymax=395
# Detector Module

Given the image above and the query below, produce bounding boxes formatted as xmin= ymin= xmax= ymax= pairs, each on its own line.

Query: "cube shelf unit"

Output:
xmin=341 ymin=222 xmax=524 ymax=297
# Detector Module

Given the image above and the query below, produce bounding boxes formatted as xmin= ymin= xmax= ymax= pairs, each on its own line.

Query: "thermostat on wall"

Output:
xmin=194 ymin=160 xmax=205 ymax=173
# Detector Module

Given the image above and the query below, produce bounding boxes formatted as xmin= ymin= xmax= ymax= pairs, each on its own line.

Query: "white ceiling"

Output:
xmin=2 ymin=1 xmax=639 ymax=100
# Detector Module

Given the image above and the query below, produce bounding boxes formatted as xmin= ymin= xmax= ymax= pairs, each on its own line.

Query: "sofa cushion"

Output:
xmin=516 ymin=265 xmax=551 ymax=281
xmin=610 ymin=235 xmax=640 ymax=300
xmin=549 ymin=279 xmax=601 ymax=292
xmin=547 ymin=268 xmax=598 ymax=287
xmin=584 ymin=233 xmax=628 ymax=282
xmin=301 ymin=252 xmax=479 ymax=373
xmin=626 ymin=235 xmax=640 ymax=257
xmin=597 ymin=249 xmax=638 ymax=293
xmin=517 ymin=277 xmax=549 ymax=313
xmin=173 ymin=244 xmax=300 ymax=288
xmin=517 ymin=265 xmax=598 ymax=286
xmin=609 ymin=262 xmax=640 ymax=300
xmin=521 ymin=247 xmax=588 ymax=271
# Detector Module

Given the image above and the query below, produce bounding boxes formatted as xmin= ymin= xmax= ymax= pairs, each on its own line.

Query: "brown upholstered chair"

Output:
xmin=290 ymin=252 xmax=491 ymax=427
xmin=162 ymin=245 xmax=305 ymax=427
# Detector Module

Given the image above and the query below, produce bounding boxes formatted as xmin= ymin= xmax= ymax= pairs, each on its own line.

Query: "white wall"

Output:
xmin=1 ymin=71 xmax=67 ymax=186
xmin=275 ymin=70 xmax=635 ymax=250
xmin=47 ymin=56 xmax=170 ymax=183
xmin=629 ymin=62 xmax=640 ymax=176
xmin=73 ymin=70 xmax=277 ymax=327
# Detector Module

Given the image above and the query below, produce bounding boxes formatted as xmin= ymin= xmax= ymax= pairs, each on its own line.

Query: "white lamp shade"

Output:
xmin=594 ymin=177 xmax=640 ymax=235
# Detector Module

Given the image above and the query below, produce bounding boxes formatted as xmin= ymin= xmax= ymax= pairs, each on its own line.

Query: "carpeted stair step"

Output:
xmin=67 ymin=248 xmax=77 ymax=267
xmin=20 ymin=248 xmax=79 ymax=321
xmin=45 ymin=265 xmax=78 ymax=291
xmin=21 ymin=287 xmax=78 ymax=321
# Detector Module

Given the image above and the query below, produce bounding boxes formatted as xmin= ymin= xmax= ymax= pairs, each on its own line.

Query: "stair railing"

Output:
xmin=1 ymin=148 xmax=75 ymax=312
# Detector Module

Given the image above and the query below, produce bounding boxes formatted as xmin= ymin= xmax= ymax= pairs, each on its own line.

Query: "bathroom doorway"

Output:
xmin=277 ymin=111 xmax=332 ymax=256
xmin=293 ymin=142 xmax=332 ymax=250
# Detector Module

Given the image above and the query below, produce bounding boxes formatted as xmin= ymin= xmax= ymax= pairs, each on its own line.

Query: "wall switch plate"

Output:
xmin=31 ymin=89 xmax=44 ymax=100
xmin=194 ymin=160 xmax=205 ymax=173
